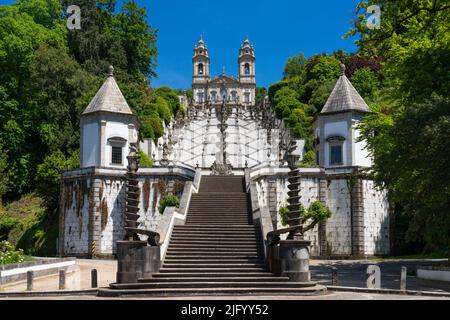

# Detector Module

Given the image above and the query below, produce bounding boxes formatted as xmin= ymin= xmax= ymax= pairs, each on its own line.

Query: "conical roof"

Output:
xmin=82 ymin=66 xmax=133 ymax=115
xmin=320 ymin=64 xmax=370 ymax=115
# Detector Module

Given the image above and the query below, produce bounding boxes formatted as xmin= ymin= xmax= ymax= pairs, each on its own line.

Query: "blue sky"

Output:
xmin=141 ymin=0 xmax=361 ymax=89
xmin=1 ymin=0 xmax=361 ymax=89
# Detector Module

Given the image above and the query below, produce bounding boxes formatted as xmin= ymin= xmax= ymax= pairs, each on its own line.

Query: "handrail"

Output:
xmin=266 ymin=226 xmax=302 ymax=246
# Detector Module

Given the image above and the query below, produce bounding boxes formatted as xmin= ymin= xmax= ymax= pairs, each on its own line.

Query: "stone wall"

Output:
xmin=60 ymin=178 xmax=91 ymax=255
xmin=362 ymin=180 xmax=390 ymax=255
xmin=252 ymin=167 xmax=390 ymax=258
xmin=325 ymin=179 xmax=352 ymax=256
xmin=59 ymin=167 xmax=193 ymax=257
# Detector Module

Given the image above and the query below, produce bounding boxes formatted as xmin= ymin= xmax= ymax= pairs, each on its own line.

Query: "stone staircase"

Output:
xmin=101 ymin=176 xmax=325 ymax=296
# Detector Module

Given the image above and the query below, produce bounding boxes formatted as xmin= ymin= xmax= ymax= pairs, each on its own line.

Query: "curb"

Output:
xmin=0 ymin=289 xmax=98 ymax=298
xmin=326 ymin=286 xmax=450 ymax=298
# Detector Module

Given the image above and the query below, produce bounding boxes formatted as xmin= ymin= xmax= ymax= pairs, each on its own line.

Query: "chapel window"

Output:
xmin=244 ymin=92 xmax=250 ymax=103
xmin=329 ymin=145 xmax=343 ymax=166
xmin=111 ymin=146 xmax=123 ymax=165
xmin=197 ymin=92 xmax=204 ymax=103
xmin=327 ymin=136 xmax=345 ymax=166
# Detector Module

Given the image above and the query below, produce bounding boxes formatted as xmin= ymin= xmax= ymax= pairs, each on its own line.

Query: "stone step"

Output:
xmin=163 ymin=259 xmax=264 ymax=264
xmin=174 ymin=224 xmax=256 ymax=229
xmin=99 ymin=285 xmax=326 ymax=297
xmin=185 ymin=220 xmax=250 ymax=224
xmin=187 ymin=213 xmax=249 ymax=217
xmin=159 ymin=267 xmax=267 ymax=273
xmin=192 ymin=192 xmax=246 ymax=196
xmin=188 ymin=210 xmax=249 ymax=213
xmin=170 ymin=232 xmax=258 ymax=237
xmin=184 ymin=222 xmax=250 ymax=225
xmin=165 ymin=250 xmax=263 ymax=256
xmin=185 ymin=222 xmax=250 ymax=224
xmin=138 ymin=276 xmax=286 ymax=283
xmin=168 ymin=240 xmax=259 ymax=245
xmin=170 ymin=233 xmax=259 ymax=238
xmin=167 ymin=244 xmax=261 ymax=249
xmin=162 ymin=263 xmax=266 ymax=268
xmin=164 ymin=252 xmax=264 ymax=258
xmin=151 ymin=272 xmax=274 ymax=278
xmin=109 ymin=281 xmax=316 ymax=290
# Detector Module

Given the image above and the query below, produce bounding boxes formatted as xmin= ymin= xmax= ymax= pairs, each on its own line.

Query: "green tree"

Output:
xmin=283 ymin=53 xmax=306 ymax=80
xmin=306 ymin=54 xmax=341 ymax=83
xmin=36 ymin=149 xmax=79 ymax=208
xmin=349 ymin=0 xmax=450 ymax=256
xmin=255 ymin=87 xmax=267 ymax=105
xmin=350 ymin=67 xmax=378 ymax=100
xmin=0 ymin=144 xmax=8 ymax=202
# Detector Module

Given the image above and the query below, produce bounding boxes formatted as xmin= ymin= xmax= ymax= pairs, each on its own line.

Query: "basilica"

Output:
xmin=192 ymin=36 xmax=256 ymax=106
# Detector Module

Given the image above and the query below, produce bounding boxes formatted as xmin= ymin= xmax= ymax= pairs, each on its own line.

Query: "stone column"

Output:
xmin=318 ymin=176 xmax=328 ymax=259
xmin=88 ymin=178 xmax=103 ymax=258
xmin=351 ymin=176 xmax=365 ymax=257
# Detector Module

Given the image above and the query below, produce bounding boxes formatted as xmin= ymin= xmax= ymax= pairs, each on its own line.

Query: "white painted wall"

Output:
xmin=104 ymin=121 xmax=133 ymax=169
xmin=353 ymin=127 xmax=372 ymax=167
xmin=81 ymin=122 xmax=98 ymax=167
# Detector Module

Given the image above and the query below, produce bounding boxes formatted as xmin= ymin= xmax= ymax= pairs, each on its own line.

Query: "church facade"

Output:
xmin=58 ymin=37 xmax=391 ymax=259
xmin=192 ymin=36 xmax=256 ymax=106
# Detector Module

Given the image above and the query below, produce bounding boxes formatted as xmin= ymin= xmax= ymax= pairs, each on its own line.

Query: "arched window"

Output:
xmin=211 ymin=91 xmax=217 ymax=102
xmin=197 ymin=92 xmax=204 ymax=103
xmin=198 ymin=63 xmax=204 ymax=75
xmin=231 ymin=91 xmax=237 ymax=102
xmin=244 ymin=92 xmax=250 ymax=103
xmin=244 ymin=63 xmax=250 ymax=75
xmin=220 ymin=89 xmax=227 ymax=101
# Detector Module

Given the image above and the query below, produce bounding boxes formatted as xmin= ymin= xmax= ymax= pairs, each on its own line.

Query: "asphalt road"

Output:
xmin=310 ymin=259 xmax=450 ymax=292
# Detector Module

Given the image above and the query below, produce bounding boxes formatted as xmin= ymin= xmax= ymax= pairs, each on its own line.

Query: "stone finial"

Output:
xmin=340 ymin=63 xmax=346 ymax=76
xmin=108 ymin=65 xmax=114 ymax=77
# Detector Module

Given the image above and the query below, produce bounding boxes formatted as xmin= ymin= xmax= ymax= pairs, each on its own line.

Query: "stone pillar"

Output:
xmin=279 ymin=240 xmax=311 ymax=282
xmin=267 ymin=176 xmax=278 ymax=230
xmin=116 ymin=241 xmax=161 ymax=283
xmin=318 ymin=177 xmax=328 ymax=259
xmin=351 ymin=176 xmax=365 ymax=257
xmin=167 ymin=179 xmax=175 ymax=196
xmin=88 ymin=178 xmax=103 ymax=258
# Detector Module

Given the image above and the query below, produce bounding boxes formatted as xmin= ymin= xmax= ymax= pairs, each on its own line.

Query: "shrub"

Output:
xmin=279 ymin=204 xmax=290 ymax=226
xmin=300 ymin=150 xmax=316 ymax=167
xmin=304 ymin=201 xmax=332 ymax=222
xmin=138 ymin=151 xmax=153 ymax=167
xmin=158 ymin=195 xmax=180 ymax=214
xmin=0 ymin=240 xmax=26 ymax=265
